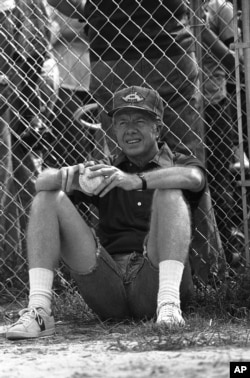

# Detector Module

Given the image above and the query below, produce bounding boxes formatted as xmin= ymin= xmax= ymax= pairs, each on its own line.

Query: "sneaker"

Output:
xmin=156 ymin=302 xmax=185 ymax=328
xmin=6 ymin=307 xmax=55 ymax=340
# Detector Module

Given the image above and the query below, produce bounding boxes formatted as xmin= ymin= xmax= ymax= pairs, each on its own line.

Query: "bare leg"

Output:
xmin=6 ymin=190 xmax=98 ymax=340
xmin=147 ymin=189 xmax=191 ymax=266
xmin=27 ymin=189 xmax=97 ymax=312
xmin=146 ymin=189 xmax=192 ymax=327
xmin=27 ymin=190 xmax=97 ymax=272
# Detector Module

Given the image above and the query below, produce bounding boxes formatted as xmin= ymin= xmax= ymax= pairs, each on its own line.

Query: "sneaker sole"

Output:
xmin=6 ymin=327 xmax=55 ymax=340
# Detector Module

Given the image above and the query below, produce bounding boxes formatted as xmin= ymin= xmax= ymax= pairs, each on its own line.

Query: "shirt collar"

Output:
xmin=112 ymin=142 xmax=174 ymax=169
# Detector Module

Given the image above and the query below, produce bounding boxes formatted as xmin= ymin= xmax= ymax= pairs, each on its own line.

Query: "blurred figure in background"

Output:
xmin=202 ymin=0 xmax=245 ymax=263
xmin=0 ymin=0 xmax=16 ymax=267
xmin=47 ymin=6 xmax=95 ymax=167
xmin=10 ymin=0 xmax=59 ymax=156
xmin=9 ymin=0 xmax=59 ymax=189
xmin=226 ymin=0 xmax=249 ymax=168
xmin=0 ymin=0 xmax=59 ymax=286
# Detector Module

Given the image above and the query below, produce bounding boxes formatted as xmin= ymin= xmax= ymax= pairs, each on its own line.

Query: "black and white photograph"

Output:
xmin=0 ymin=1 xmax=250 ymax=377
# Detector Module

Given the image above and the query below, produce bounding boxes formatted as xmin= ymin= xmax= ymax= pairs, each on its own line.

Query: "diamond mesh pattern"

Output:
xmin=0 ymin=0 xmax=249 ymax=311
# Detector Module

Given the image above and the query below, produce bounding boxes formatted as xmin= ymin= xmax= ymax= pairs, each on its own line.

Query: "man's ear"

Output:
xmin=154 ymin=121 xmax=161 ymax=139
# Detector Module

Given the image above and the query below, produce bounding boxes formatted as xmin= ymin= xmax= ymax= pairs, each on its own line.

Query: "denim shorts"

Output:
xmin=65 ymin=239 xmax=194 ymax=320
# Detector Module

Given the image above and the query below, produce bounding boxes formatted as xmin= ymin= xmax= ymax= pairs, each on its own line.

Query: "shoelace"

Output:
xmin=157 ymin=302 xmax=184 ymax=324
xmin=157 ymin=302 xmax=181 ymax=315
xmin=15 ymin=308 xmax=42 ymax=326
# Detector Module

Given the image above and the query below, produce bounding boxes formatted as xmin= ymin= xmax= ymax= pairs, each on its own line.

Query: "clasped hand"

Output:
xmin=60 ymin=162 xmax=135 ymax=196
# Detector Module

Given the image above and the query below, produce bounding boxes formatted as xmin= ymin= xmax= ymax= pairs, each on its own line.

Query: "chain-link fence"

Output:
xmin=0 ymin=0 xmax=250 ymax=312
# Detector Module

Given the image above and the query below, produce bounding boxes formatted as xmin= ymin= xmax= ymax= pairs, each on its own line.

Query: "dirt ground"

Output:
xmin=0 ymin=321 xmax=250 ymax=378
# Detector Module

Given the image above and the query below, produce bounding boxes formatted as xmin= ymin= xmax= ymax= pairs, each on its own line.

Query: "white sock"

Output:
xmin=28 ymin=268 xmax=54 ymax=315
xmin=157 ymin=260 xmax=184 ymax=308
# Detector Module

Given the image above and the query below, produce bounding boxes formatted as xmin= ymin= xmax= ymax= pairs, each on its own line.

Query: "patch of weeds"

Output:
xmin=42 ymin=265 xmax=250 ymax=351
xmin=190 ymin=268 xmax=250 ymax=321
xmin=224 ymin=268 xmax=250 ymax=315
xmin=103 ymin=317 xmax=250 ymax=352
xmin=52 ymin=269 xmax=96 ymax=322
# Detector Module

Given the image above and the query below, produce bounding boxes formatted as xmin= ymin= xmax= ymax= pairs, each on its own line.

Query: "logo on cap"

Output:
xmin=122 ymin=92 xmax=144 ymax=104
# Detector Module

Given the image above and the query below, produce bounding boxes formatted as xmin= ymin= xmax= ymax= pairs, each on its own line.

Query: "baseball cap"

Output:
xmin=108 ymin=86 xmax=164 ymax=120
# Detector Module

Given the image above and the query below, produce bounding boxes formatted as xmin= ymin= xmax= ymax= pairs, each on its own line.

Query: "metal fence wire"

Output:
xmin=0 ymin=0 xmax=250 ymax=311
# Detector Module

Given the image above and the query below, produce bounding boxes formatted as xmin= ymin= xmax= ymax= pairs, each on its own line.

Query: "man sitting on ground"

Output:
xmin=6 ymin=86 xmax=206 ymax=340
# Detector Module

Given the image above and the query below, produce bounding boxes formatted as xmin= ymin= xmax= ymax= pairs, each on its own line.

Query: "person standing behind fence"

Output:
xmin=0 ymin=0 xmax=16 ymax=266
xmin=47 ymin=6 xmax=94 ymax=167
xmin=9 ymin=0 xmax=59 ymax=202
xmin=226 ymin=1 xmax=249 ymax=168
xmin=10 ymin=0 xmax=58 ymax=152
xmin=201 ymin=0 xmax=243 ymax=263
xmin=0 ymin=0 xmax=59 ymax=287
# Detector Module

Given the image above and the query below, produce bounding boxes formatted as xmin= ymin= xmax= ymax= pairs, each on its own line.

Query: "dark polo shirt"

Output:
xmin=74 ymin=143 xmax=206 ymax=255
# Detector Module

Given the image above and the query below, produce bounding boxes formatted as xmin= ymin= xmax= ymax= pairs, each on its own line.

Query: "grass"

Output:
xmin=50 ymin=303 xmax=250 ymax=352
xmin=1 ymin=265 xmax=250 ymax=351
xmin=45 ymin=267 xmax=250 ymax=352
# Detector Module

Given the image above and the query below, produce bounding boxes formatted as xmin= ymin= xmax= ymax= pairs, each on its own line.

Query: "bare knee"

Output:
xmin=31 ymin=190 xmax=67 ymax=213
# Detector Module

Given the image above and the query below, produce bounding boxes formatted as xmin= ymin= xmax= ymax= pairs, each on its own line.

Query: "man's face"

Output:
xmin=113 ymin=109 xmax=159 ymax=159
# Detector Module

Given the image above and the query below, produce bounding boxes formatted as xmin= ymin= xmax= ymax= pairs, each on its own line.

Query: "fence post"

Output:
xmin=234 ymin=0 xmax=250 ymax=267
